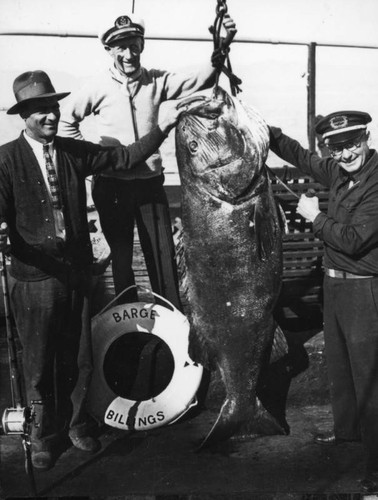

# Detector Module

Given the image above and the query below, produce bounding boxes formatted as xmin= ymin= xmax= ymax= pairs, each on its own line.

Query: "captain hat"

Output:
xmin=315 ymin=111 xmax=372 ymax=146
xmin=98 ymin=13 xmax=145 ymax=45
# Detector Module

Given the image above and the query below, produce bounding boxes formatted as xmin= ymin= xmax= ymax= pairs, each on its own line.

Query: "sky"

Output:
xmin=0 ymin=0 xmax=378 ymax=153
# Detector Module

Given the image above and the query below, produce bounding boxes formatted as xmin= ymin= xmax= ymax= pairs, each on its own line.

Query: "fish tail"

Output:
xmin=197 ymin=395 xmax=288 ymax=450
xmin=197 ymin=397 xmax=245 ymax=450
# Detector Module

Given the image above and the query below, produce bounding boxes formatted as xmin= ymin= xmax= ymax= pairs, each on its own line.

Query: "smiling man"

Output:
xmin=59 ymin=12 xmax=236 ymax=309
xmin=0 ymin=69 xmax=183 ymax=471
xmin=269 ymin=111 xmax=378 ymax=493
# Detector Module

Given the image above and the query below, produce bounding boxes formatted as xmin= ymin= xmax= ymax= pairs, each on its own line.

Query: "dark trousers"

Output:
xmin=323 ymin=275 xmax=378 ymax=469
xmin=92 ymin=175 xmax=182 ymax=310
xmin=10 ymin=275 xmax=93 ymax=448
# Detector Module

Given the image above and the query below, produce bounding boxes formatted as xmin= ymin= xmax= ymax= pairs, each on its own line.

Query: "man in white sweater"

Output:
xmin=60 ymin=12 xmax=235 ymax=308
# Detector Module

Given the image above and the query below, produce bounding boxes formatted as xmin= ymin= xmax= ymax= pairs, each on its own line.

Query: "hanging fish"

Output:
xmin=175 ymin=87 xmax=284 ymax=448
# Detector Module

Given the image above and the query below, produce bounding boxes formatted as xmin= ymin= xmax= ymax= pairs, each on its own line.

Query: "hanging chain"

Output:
xmin=210 ymin=0 xmax=242 ymax=96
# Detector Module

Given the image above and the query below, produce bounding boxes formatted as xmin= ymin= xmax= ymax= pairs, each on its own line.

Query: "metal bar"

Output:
xmin=265 ymin=165 xmax=300 ymax=199
xmin=307 ymin=43 xmax=316 ymax=152
xmin=0 ymin=30 xmax=378 ymax=49
xmin=1 ymin=251 xmax=23 ymax=408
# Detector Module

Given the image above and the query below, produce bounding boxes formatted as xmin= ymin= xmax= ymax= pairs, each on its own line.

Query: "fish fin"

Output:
xmin=231 ymin=398 xmax=289 ymax=439
xmin=249 ymin=200 xmax=276 ymax=261
xmin=197 ymin=397 xmax=244 ymax=451
xmin=275 ymin=200 xmax=289 ymax=235
xmin=188 ymin=325 xmax=214 ymax=369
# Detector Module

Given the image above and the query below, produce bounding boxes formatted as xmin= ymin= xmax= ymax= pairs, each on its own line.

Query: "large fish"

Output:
xmin=175 ymin=87 xmax=283 ymax=448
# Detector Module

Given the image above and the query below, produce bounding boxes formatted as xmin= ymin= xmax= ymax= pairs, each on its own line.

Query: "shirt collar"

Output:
xmin=109 ymin=64 xmax=143 ymax=84
xmin=23 ymin=131 xmax=54 ymax=154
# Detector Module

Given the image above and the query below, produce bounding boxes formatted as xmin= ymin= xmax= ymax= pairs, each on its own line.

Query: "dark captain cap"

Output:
xmin=315 ymin=111 xmax=372 ymax=145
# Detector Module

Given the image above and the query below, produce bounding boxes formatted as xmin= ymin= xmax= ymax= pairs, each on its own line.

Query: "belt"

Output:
xmin=325 ymin=268 xmax=375 ymax=279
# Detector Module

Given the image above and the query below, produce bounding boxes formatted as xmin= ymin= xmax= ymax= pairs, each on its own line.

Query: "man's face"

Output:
xmin=106 ymin=36 xmax=144 ymax=77
xmin=328 ymin=132 xmax=370 ymax=174
xmin=22 ymin=98 xmax=60 ymax=143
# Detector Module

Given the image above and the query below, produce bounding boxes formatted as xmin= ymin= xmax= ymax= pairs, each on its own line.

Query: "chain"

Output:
xmin=210 ymin=0 xmax=242 ymax=96
xmin=216 ymin=0 xmax=228 ymax=15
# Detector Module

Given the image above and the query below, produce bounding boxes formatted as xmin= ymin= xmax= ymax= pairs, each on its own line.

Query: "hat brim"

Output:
xmin=7 ymin=91 xmax=70 ymax=115
xmin=325 ymin=128 xmax=366 ymax=146
xmin=103 ymin=27 xmax=144 ymax=46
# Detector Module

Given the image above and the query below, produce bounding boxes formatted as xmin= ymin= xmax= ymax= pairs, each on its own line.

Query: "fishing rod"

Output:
xmin=0 ymin=245 xmax=37 ymax=496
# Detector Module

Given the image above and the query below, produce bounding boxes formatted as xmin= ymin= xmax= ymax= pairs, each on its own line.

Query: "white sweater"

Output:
xmin=60 ymin=65 xmax=214 ymax=180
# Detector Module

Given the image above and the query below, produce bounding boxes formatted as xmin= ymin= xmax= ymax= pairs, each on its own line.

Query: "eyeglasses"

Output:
xmin=327 ymin=132 xmax=366 ymax=158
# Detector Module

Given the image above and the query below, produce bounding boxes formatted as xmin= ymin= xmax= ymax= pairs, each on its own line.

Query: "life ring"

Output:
xmin=87 ymin=300 xmax=203 ymax=431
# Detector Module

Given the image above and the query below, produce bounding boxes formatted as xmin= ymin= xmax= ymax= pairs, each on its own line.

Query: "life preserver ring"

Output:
xmin=87 ymin=301 xmax=203 ymax=431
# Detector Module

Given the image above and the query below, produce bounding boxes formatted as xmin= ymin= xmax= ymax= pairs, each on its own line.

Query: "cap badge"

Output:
xmin=115 ymin=16 xmax=132 ymax=29
xmin=329 ymin=115 xmax=348 ymax=130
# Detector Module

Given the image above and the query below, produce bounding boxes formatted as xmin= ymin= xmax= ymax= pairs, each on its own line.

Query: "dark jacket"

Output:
xmin=269 ymin=126 xmax=378 ymax=275
xmin=0 ymin=129 xmax=166 ymax=281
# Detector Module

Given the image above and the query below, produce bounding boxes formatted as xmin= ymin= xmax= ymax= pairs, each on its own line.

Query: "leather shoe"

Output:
xmin=360 ymin=471 xmax=378 ymax=493
xmin=314 ymin=430 xmax=338 ymax=445
xmin=70 ymin=435 xmax=101 ymax=453
xmin=31 ymin=450 xmax=53 ymax=471
xmin=314 ymin=430 xmax=359 ymax=446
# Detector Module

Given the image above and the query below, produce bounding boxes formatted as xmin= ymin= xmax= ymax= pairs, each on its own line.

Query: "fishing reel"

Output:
xmin=2 ymin=405 xmax=33 ymax=435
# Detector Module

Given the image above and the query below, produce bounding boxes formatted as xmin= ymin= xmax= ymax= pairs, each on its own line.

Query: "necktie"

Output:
xmin=43 ymin=144 xmax=62 ymax=209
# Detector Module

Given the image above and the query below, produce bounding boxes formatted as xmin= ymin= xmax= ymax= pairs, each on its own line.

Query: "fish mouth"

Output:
xmin=203 ymin=156 xmax=243 ymax=174
xmin=177 ymin=94 xmax=225 ymax=119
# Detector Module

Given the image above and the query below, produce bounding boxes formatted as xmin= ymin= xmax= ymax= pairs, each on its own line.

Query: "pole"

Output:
xmin=1 ymin=252 xmax=22 ymax=408
xmin=307 ymin=42 xmax=316 ymax=152
xmin=1 ymin=250 xmax=38 ymax=497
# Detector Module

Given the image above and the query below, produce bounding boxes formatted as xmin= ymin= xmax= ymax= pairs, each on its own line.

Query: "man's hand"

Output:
xmin=296 ymin=194 xmax=321 ymax=222
xmin=222 ymin=14 xmax=237 ymax=35
xmin=0 ymin=222 xmax=9 ymax=252
xmin=158 ymin=105 xmax=184 ymax=135
xmin=211 ymin=15 xmax=237 ymax=69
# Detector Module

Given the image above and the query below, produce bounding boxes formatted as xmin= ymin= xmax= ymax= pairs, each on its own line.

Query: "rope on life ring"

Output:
xmin=87 ymin=287 xmax=203 ymax=431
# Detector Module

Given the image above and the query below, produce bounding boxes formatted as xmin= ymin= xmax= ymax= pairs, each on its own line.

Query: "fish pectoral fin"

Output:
xmin=250 ymin=202 xmax=276 ymax=261
xmin=275 ymin=200 xmax=289 ymax=235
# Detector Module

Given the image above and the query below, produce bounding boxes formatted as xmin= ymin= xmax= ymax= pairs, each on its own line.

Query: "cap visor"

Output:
xmin=106 ymin=30 xmax=143 ymax=45
xmin=326 ymin=129 xmax=365 ymax=146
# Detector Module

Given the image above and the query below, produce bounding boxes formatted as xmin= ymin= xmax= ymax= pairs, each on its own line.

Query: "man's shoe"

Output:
xmin=360 ymin=471 xmax=378 ymax=493
xmin=70 ymin=435 xmax=101 ymax=453
xmin=314 ymin=430 xmax=359 ymax=446
xmin=31 ymin=450 xmax=53 ymax=471
xmin=314 ymin=430 xmax=338 ymax=445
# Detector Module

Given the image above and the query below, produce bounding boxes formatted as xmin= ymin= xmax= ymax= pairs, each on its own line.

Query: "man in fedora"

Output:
xmin=0 ymin=69 xmax=183 ymax=471
xmin=270 ymin=111 xmax=378 ymax=493
xmin=60 ymin=12 xmax=236 ymax=309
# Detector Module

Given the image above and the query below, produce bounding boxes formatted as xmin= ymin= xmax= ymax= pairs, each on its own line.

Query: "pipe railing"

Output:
xmin=1 ymin=30 xmax=377 ymax=150
xmin=1 ymin=30 xmax=378 ymax=49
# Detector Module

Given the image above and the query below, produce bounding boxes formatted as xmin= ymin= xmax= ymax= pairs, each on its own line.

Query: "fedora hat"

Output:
xmin=7 ymin=70 xmax=70 ymax=115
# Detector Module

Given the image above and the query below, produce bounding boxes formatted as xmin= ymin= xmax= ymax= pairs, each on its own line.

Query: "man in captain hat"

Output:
xmin=269 ymin=111 xmax=378 ymax=493
xmin=0 ymin=69 xmax=184 ymax=471
xmin=60 ymin=12 xmax=236 ymax=309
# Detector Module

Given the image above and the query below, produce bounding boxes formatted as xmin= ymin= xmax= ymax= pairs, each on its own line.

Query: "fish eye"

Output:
xmin=189 ymin=140 xmax=198 ymax=153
